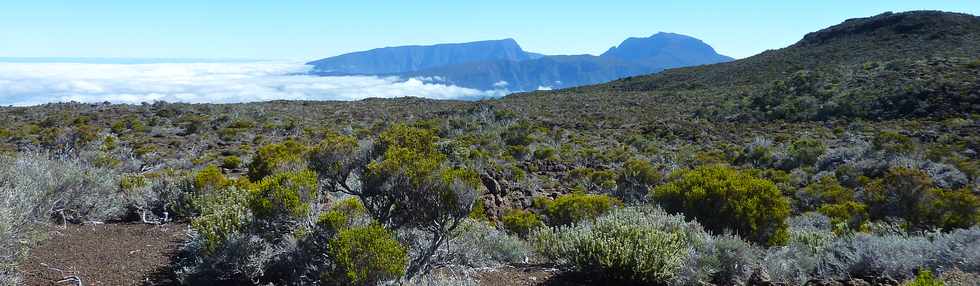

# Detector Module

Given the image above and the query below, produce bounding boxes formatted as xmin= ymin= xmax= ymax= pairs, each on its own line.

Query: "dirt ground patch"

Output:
xmin=465 ymin=265 xmax=602 ymax=286
xmin=18 ymin=223 xmax=186 ymax=286
xmin=16 ymin=223 xmax=590 ymax=286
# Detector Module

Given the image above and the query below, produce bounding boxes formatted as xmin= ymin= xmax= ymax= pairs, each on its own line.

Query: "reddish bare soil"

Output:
xmin=18 ymin=223 xmax=186 ymax=286
xmin=17 ymin=223 xmax=590 ymax=286
xmin=470 ymin=265 xmax=596 ymax=286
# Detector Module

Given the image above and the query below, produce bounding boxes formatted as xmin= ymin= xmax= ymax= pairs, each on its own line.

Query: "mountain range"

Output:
xmin=502 ymin=10 xmax=980 ymax=123
xmin=307 ymin=33 xmax=732 ymax=91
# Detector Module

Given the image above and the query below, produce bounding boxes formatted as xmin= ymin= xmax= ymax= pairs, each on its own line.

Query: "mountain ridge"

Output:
xmin=307 ymin=38 xmax=532 ymax=75
xmin=500 ymin=10 xmax=980 ymax=124
xmin=307 ymin=34 xmax=732 ymax=91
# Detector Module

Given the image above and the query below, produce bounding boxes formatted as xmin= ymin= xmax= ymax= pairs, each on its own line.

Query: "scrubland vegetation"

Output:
xmin=1 ymin=97 xmax=977 ymax=285
xmin=2 ymin=10 xmax=979 ymax=286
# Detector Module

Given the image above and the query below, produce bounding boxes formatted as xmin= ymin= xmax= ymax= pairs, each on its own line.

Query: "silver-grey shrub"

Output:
xmin=0 ymin=152 xmax=122 ymax=285
xmin=764 ymin=218 xmax=980 ymax=284
xmin=678 ymin=234 xmax=762 ymax=285
xmin=175 ymin=232 xmax=272 ymax=285
xmin=442 ymin=219 xmax=530 ymax=267
xmin=531 ymin=206 xmax=709 ymax=284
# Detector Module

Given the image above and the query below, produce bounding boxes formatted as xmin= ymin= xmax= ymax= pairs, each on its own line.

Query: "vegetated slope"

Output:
xmin=503 ymin=11 xmax=979 ymax=124
xmin=3 ymin=12 xmax=980 ymax=286
xmin=609 ymin=11 xmax=980 ymax=91
xmin=307 ymin=39 xmax=534 ymax=75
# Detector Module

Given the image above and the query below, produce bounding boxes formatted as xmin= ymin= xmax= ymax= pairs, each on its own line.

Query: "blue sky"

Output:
xmin=1 ymin=1 xmax=977 ymax=61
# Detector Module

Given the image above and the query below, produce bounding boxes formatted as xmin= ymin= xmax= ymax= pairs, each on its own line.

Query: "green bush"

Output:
xmin=966 ymin=58 xmax=980 ymax=69
xmin=788 ymin=138 xmax=825 ymax=168
xmin=797 ymin=176 xmax=867 ymax=230
xmin=189 ymin=186 xmax=252 ymax=253
xmin=589 ymin=170 xmax=618 ymax=192
xmin=863 ymin=167 xmax=978 ymax=231
xmin=921 ymin=188 xmax=979 ymax=230
xmin=317 ymin=197 xmax=368 ymax=232
xmin=308 ymin=131 xmax=362 ymax=193
xmin=221 ymin=156 xmax=241 ymax=169
xmin=247 ymin=140 xmax=308 ymax=181
xmin=194 ymin=165 xmax=229 ymax=192
xmin=318 ymin=123 xmax=480 ymax=279
xmin=378 ymin=123 xmax=438 ymax=154
xmin=616 ymin=158 xmax=661 ymax=203
xmin=873 ymin=131 xmax=914 ymax=154
xmin=326 ymin=224 xmax=407 ymax=285
xmin=119 ymin=174 xmax=149 ymax=191
xmin=532 ymin=146 xmax=557 ymax=161
xmin=864 ymin=167 xmax=935 ymax=229
xmin=652 ymin=165 xmax=790 ymax=246
xmin=906 ymin=269 xmax=943 ymax=286
xmin=501 ymin=209 xmax=543 ymax=238
xmin=501 ymin=121 xmax=535 ymax=146
xmin=539 ymin=193 xmax=621 ymax=226
xmin=468 ymin=199 xmax=488 ymax=221
xmin=249 ymin=170 xmax=317 ymax=221
xmin=532 ymin=207 xmax=706 ymax=284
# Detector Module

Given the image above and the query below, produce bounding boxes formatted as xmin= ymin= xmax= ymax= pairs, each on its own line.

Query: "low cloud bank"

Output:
xmin=0 ymin=61 xmax=506 ymax=106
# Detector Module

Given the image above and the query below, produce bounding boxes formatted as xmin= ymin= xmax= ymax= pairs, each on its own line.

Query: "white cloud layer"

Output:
xmin=0 ymin=62 xmax=506 ymax=106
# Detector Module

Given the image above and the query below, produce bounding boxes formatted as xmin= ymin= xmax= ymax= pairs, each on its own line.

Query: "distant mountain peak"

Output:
xmin=307 ymin=33 xmax=733 ymax=91
xmin=796 ymin=10 xmax=980 ymax=47
xmin=601 ymin=32 xmax=732 ymax=64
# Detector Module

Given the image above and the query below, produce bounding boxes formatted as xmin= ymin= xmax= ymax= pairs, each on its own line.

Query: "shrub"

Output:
xmin=317 ymin=197 xmax=369 ymax=232
xmin=445 ymin=219 xmax=530 ymax=268
xmin=764 ymin=224 xmax=980 ymax=284
xmin=967 ymin=59 xmax=980 ymax=69
xmin=0 ymin=152 xmax=125 ymax=223
xmin=907 ymin=269 xmax=944 ymax=286
xmin=531 ymin=207 xmax=707 ymax=284
xmin=532 ymin=146 xmax=557 ymax=161
xmin=0 ymin=152 xmax=157 ymax=283
xmin=378 ymin=123 xmax=439 ymax=154
xmin=739 ymin=137 xmax=775 ymax=167
xmin=308 ymin=131 xmax=364 ymax=193
xmin=190 ymin=186 xmax=252 ymax=253
xmin=864 ymin=167 xmax=943 ymax=230
xmin=652 ymin=165 xmax=791 ymax=245
xmin=175 ymin=232 xmax=269 ymax=284
xmin=249 ymin=170 xmax=318 ymax=222
xmin=588 ymin=170 xmax=618 ymax=193
xmin=326 ymin=224 xmax=407 ymax=285
xmin=679 ymin=234 xmax=762 ymax=285
xmin=501 ymin=209 xmax=543 ymax=238
xmin=787 ymin=138 xmax=825 ymax=168
xmin=119 ymin=174 xmax=149 ymax=191
xmin=311 ymin=124 xmax=480 ymax=279
xmin=873 ymin=131 xmax=914 ymax=154
xmin=539 ymin=193 xmax=621 ymax=226
xmin=193 ymin=165 xmax=229 ymax=192
xmin=616 ymin=158 xmax=661 ymax=203
xmin=797 ymin=176 xmax=867 ymax=230
xmin=501 ymin=121 xmax=534 ymax=146
xmin=467 ymin=199 xmax=488 ymax=221
xmin=921 ymin=188 xmax=979 ymax=230
xmin=247 ymin=140 xmax=308 ymax=181
xmin=221 ymin=156 xmax=242 ymax=169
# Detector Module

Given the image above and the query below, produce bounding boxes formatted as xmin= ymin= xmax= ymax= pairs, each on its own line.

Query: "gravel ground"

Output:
xmin=18 ymin=223 xmax=186 ymax=286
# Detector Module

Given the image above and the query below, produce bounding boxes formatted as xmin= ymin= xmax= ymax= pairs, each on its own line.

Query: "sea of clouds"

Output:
xmin=0 ymin=61 xmax=507 ymax=106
